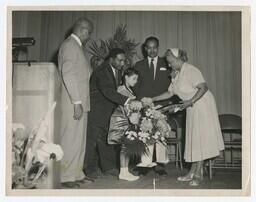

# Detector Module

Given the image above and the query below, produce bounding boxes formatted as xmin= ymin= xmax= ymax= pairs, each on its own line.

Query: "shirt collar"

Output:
xmin=148 ymin=56 xmax=158 ymax=63
xmin=71 ymin=33 xmax=82 ymax=46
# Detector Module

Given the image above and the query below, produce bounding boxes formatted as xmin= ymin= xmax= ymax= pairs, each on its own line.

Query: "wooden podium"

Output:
xmin=12 ymin=62 xmax=62 ymax=188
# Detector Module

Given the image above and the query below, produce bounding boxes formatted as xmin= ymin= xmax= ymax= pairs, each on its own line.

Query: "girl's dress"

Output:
xmin=168 ymin=63 xmax=224 ymax=162
xmin=108 ymin=85 xmax=135 ymax=144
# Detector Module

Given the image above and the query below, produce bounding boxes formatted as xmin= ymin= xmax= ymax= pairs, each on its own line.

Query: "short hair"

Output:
xmin=108 ymin=48 xmax=125 ymax=59
xmin=72 ymin=17 xmax=93 ymax=33
xmin=144 ymin=36 xmax=159 ymax=47
xmin=121 ymin=68 xmax=139 ymax=84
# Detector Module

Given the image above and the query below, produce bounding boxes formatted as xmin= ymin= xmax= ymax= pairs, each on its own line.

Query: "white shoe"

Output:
xmin=119 ymin=172 xmax=140 ymax=181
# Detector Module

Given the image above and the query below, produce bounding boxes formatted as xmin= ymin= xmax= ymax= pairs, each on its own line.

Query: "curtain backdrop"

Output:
xmin=12 ymin=11 xmax=241 ymax=116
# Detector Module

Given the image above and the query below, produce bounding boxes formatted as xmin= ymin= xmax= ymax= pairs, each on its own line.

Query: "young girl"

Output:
xmin=108 ymin=68 xmax=140 ymax=181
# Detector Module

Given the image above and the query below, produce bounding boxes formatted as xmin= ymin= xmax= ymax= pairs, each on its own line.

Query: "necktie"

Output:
xmin=149 ymin=58 xmax=154 ymax=80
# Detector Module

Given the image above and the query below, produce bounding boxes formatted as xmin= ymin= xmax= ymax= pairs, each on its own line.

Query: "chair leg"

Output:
xmin=209 ymin=159 xmax=212 ymax=180
xmin=175 ymin=144 xmax=178 ymax=168
xmin=178 ymin=142 xmax=183 ymax=170
xmin=231 ymin=148 xmax=234 ymax=167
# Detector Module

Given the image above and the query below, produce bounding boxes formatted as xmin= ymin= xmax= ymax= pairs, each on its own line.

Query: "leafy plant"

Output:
xmin=89 ymin=24 xmax=141 ymax=70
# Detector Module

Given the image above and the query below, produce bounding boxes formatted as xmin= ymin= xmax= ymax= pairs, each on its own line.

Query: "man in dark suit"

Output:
xmin=84 ymin=48 xmax=132 ymax=178
xmin=134 ymin=36 xmax=171 ymax=177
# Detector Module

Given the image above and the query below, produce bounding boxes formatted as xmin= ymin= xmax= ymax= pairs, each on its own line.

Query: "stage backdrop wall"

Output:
xmin=12 ymin=11 xmax=241 ymax=116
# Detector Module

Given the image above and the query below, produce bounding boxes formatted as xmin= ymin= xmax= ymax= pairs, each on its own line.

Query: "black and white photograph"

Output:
xmin=5 ymin=5 xmax=251 ymax=196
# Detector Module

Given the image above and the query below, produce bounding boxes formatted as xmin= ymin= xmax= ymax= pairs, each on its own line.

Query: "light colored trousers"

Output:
xmin=60 ymin=107 xmax=87 ymax=183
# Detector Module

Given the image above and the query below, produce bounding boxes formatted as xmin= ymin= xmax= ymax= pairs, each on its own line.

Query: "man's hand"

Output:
xmin=73 ymin=104 xmax=83 ymax=120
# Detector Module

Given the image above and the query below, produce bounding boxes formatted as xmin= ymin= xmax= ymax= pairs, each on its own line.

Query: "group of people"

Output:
xmin=58 ymin=17 xmax=224 ymax=188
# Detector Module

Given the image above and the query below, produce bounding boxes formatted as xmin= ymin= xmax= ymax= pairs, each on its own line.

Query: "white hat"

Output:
xmin=170 ymin=48 xmax=179 ymax=57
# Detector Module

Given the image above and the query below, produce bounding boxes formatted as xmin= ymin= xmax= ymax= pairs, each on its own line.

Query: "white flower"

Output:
xmin=145 ymin=109 xmax=154 ymax=117
xmin=35 ymin=143 xmax=64 ymax=164
xmin=130 ymin=137 xmax=135 ymax=140
xmin=152 ymin=135 xmax=158 ymax=139
xmin=12 ymin=123 xmax=25 ymax=132
xmin=155 ymin=131 xmax=161 ymax=136
xmin=129 ymin=112 xmax=141 ymax=125
xmin=138 ymin=132 xmax=150 ymax=138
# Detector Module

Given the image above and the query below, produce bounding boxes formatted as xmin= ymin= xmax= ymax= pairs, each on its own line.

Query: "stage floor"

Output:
xmin=60 ymin=163 xmax=241 ymax=189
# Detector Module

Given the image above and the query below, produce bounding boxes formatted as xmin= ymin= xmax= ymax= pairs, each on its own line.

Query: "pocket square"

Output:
xmin=160 ymin=67 xmax=167 ymax=71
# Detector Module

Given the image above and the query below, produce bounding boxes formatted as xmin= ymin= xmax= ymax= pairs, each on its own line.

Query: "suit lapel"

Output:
xmin=106 ymin=63 xmax=117 ymax=89
xmin=143 ymin=59 xmax=150 ymax=76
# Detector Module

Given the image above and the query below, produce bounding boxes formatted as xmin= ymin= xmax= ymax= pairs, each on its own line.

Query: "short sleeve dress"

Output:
xmin=108 ymin=85 xmax=135 ymax=145
xmin=168 ymin=63 xmax=224 ymax=162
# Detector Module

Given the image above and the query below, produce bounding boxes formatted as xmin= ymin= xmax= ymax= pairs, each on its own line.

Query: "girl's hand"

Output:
xmin=180 ymin=100 xmax=193 ymax=110
xmin=141 ymin=97 xmax=153 ymax=105
xmin=170 ymin=70 xmax=178 ymax=80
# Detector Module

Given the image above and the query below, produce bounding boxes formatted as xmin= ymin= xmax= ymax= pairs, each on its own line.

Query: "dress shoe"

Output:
xmin=189 ymin=175 xmax=202 ymax=186
xmin=85 ymin=169 xmax=103 ymax=179
xmin=61 ymin=181 xmax=80 ymax=188
xmin=104 ymin=168 xmax=119 ymax=176
xmin=177 ymin=173 xmax=194 ymax=182
xmin=138 ymin=167 xmax=149 ymax=176
xmin=77 ymin=176 xmax=95 ymax=183
xmin=155 ymin=169 xmax=168 ymax=177
xmin=189 ymin=166 xmax=203 ymax=186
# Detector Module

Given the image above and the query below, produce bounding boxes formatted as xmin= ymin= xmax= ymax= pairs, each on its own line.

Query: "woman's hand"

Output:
xmin=180 ymin=100 xmax=193 ymax=110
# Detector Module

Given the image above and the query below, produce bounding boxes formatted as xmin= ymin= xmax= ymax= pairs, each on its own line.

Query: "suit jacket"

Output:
xmin=134 ymin=57 xmax=171 ymax=104
xmin=58 ymin=36 xmax=92 ymax=111
xmin=89 ymin=62 xmax=128 ymax=127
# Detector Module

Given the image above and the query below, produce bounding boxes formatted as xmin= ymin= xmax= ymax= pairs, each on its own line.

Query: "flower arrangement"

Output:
xmin=12 ymin=102 xmax=64 ymax=189
xmin=122 ymin=98 xmax=172 ymax=157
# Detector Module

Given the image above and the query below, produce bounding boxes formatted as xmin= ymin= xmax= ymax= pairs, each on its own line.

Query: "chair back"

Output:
xmin=219 ymin=114 xmax=242 ymax=133
xmin=167 ymin=116 xmax=183 ymax=140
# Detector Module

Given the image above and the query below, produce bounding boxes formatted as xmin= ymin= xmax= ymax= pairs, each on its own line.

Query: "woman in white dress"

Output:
xmin=152 ymin=48 xmax=224 ymax=186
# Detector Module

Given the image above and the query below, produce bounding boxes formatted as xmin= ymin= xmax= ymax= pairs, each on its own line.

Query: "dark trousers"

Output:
xmin=84 ymin=120 xmax=118 ymax=174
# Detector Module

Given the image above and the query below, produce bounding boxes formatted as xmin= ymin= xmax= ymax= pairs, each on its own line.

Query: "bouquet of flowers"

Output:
xmin=122 ymin=98 xmax=172 ymax=158
xmin=12 ymin=102 xmax=64 ymax=189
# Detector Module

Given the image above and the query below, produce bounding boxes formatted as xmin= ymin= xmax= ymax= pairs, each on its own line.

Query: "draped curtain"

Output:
xmin=12 ymin=11 xmax=241 ymax=115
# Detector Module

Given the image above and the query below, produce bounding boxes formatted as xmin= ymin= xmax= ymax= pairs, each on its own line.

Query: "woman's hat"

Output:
xmin=170 ymin=48 xmax=179 ymax=57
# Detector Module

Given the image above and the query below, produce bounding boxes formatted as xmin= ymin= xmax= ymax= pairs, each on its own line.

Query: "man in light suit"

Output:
xmin=58 ymin=18 xmax=94 ymax=188
xmin=134 ymin=36 xmax=171 ymax=177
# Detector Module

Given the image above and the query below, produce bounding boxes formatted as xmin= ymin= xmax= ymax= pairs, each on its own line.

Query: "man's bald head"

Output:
xmin=72 ymin=18 xmax=93 ymax=44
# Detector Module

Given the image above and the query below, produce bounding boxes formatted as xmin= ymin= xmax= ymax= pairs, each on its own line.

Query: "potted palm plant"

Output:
xmin=89 ymin=24 xmax=141 ymax=70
